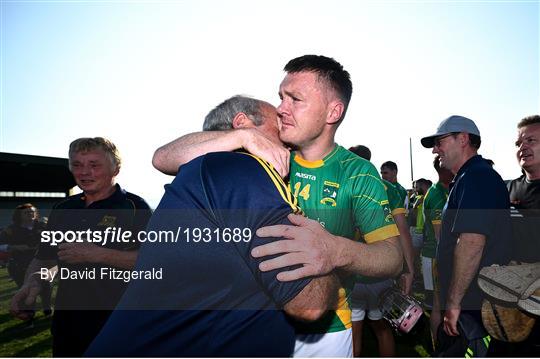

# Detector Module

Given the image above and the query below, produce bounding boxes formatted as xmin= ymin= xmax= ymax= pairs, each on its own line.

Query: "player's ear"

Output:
xmin=326 ymin=100 xmax=344 ymax=125
xmin=232 ymin=112 xmax=256 ymax=129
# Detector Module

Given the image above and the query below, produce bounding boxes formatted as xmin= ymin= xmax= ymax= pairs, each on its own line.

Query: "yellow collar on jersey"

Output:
xmin=293 ymin=145 xmax=341 ymax=168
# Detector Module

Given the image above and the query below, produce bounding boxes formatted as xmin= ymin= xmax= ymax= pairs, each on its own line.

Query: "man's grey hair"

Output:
xmin=69 ymin=137 xmax=121 ymax=172
xmin=203 ymin=95 xmax=267 ymax=131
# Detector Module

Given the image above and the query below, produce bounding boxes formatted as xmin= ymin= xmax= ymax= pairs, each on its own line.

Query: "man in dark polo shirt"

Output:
xmin=494 ymin=114 xmax=540 ymax=356
xmin=508 ymin=114 xmax=540 ymax=263
xmin=10 ymin=137 xmax=152 ymax=357
xmin=421 ymin=115 xmax=511 ymax=355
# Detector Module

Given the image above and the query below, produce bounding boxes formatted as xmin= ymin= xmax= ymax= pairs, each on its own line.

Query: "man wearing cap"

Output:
xmin=421 ymin=115 xmax=511 ymax=354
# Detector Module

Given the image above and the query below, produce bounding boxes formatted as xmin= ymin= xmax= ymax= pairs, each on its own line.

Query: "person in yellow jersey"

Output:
xmin=153 ymin=55 xmax=403 ymax=357
xmin=380 ymin=161 xmax=408 ymax=207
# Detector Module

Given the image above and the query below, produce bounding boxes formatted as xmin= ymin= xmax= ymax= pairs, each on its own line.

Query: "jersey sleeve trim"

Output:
xmin=364 ymin=224 xmax=399 ymax=243
xmin=391 ymin=208 xmax=407 ymax=216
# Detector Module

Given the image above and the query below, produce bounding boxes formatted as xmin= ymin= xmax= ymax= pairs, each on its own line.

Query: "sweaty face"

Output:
xmin=277 ymin=71 xmax=330 ymax=148
xmin=516 ymin=123 xmax=540 ymax=174
xmin=256 ymin=103 xmax=282 ymax=145
xmin=70 ymin=150 xmax=118 ymax=196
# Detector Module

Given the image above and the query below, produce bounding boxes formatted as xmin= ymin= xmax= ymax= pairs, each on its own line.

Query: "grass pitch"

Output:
xmin=0 ymin=267 xmax=432 ymax=357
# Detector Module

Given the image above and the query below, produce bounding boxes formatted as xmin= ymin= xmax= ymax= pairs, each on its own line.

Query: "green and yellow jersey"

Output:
xmin=383 ymin=179 xmax=407 ymax=217
xmin=393 ymin=181 xmax=408 ymax=207
xmin=357 ymin=179 xmax=406 ymax=285
xmin=422 ymin=182 xmax=448 ymax=258
xmin=289 ymin=145 xmax=399 ymax=334
xmin=414 ymin=195 xmax=425 ymax=234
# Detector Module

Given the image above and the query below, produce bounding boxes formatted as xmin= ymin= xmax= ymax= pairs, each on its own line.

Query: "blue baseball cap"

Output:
xmin=421 ymin=115 xmax=481 ymax=148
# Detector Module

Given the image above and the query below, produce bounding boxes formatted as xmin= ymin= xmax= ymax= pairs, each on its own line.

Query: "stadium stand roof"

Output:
xmin=0 ymin=152 xmax=75 ymax=193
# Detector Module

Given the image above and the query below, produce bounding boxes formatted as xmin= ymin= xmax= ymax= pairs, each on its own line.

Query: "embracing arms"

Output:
xmin=152 ymin=129 xmax=290 ymax=177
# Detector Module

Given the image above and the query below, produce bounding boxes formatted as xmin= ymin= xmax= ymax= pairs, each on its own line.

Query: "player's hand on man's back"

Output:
xmin=243 ymin=128 xmax=290 ymax=178
xmin=252 ymin=213 xmax=339 ymax=281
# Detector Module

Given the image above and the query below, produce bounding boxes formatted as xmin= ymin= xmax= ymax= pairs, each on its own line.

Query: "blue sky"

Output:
xmin=1 ymin=0 xmax=539 ymax=207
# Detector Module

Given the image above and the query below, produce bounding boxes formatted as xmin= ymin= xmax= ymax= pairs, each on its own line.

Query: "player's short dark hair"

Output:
xmin=284 ymin=55 xmax=352 ymax=120
xmin=416 ymin=178 xmax=432 ymax=188
xmin=349 ymin=145 xmax=371 ymax=160
xmin=517 ymin=115 xmax=540 ymax=128
xmin=381 ymin=161 xmax=398 ymax=172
